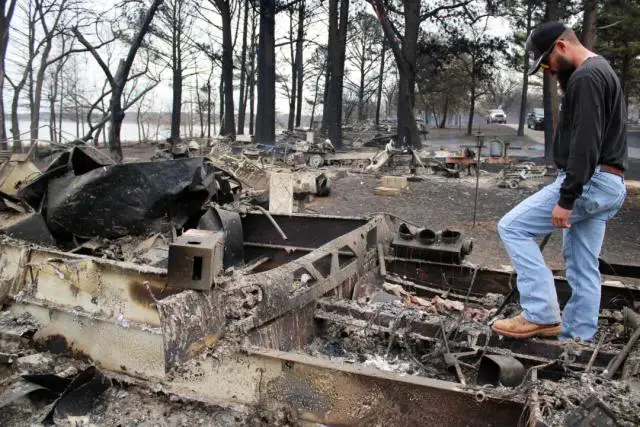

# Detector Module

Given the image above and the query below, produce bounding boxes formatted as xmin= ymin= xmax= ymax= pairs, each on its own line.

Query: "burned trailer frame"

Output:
xmin=1 ymin=211 xmax=639 ymax=426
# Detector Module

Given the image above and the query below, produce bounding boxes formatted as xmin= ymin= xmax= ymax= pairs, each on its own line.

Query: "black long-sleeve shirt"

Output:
xmin=554 ymin=56 xmax=628 ymax=210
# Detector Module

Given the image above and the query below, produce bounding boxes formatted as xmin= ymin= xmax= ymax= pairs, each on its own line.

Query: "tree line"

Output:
xmin=0 ymin=0 xmax=638 ymax=162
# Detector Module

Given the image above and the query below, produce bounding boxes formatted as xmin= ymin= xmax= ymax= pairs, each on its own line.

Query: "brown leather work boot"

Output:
xmin=491 ymin=314 xmax=561 ymax=339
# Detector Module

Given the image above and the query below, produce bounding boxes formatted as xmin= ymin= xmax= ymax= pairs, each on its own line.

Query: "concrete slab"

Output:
xmin=381 ymin=176 xmax=408 ymax=190
xmin=269 ymin=172 xmax=294 ymax=215
xmin=374 ymin=186 xmax=401 ymax=196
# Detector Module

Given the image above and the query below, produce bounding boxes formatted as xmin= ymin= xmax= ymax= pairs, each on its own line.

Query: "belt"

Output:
xmin=600 ymin=164 xmax=624 ymax=177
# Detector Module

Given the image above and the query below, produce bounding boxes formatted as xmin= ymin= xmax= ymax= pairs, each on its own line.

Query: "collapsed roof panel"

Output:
xmin=3 ymin=147 xmax=241 ymax=245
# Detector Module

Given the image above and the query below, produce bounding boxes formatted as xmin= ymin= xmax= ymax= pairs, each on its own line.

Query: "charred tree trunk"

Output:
xmin=375 ymin=42 xmax=385 ymax=126
xmin=75 ymin=94 xmax=81 ymax=137
xmin=31 ymin=0 xmax=68 ymax=147
xmin=74 ymin=0 xmax=163 ymax=162
xmin=10 ymin=81 xmax=22 ymax=144
xmin=517 ymin=50 xmax=531 ymax=137
xmin=31 ymin=49 xmax=52 ymax=148
xmin=357 ymin=43 xmax=366 ymax=122
xmin=517 ymin=2 xmax=533 ymax=137
xmin=137 ymin=103 xmax=143 ymax=142
xmin=581 ymin=0 xmax=597 ymax=49
xmin=195 ymin=76 xmax=204 ymax=138
xmin=218 ymin=0 xmax=236 ymax=137
xmin=323 ymin=0 xmax=349 ymax=147
xmin=621 ymin=53 xmax=630 ymax=108
xmin=309 ymin=66 xmax=323 ymax=129
xmin=321 ymin=59 xmax=330 ymax=130
xmin=58 ymin=72 xmax=63 ymax=143
xmin=0 ymin=0 xmax=17 ymax=149
xmin=543 ymin=0 xmax=559 ymax=166
xmin=206 ymin=79 xmax=212 ymax=139
xmin=237 ymin=0 xmax=249 ymax=134
xmin=543 ymin=72 xmax=556 ymax=165
xmin=219 ymin=77 xmax=225 ymax=131
xmin=321 ymin=0 xmax=336 ymax=134
xmin=170 ymin=51 xmax=182 ymax=141
xmin=255 ymin=0 xmax=276 ymax=144
xmin=169 ymin=0 xmax=184 ymax=143
xmin=287 ymin=8 xmax=297 ymax=131
xmin=249 ymin=65 xmax=255 ymax=135
xmin=466 ymin=74 xmax=476 ymax=136
xmin=94 ymin=126 xmax=102 ymax=147
xmin=109 ymin=61 xmax=126 ymax=162
xmin=439 ymin=94 xmax=449 ymax=129
xmin=371 ymin=0 xmax=421 ymax=149
xmin=248 ymin=8 xmax=256 ymax=135
xmin=294 ymin=0 xmax=305 ymax=128
xmin=49 ymin=91 xmax=57 ymax=144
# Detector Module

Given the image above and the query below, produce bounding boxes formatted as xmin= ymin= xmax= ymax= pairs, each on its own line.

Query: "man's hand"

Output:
xmin=552 ymin=204 xmax=572 ymax=228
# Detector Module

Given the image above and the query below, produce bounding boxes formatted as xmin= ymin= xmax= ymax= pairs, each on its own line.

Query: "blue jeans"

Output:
xmin=497 ymin=167 xmax=626 ymax=341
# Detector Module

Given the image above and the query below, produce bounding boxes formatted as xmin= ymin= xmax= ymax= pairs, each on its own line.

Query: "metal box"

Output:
xmin=168 ymin=229 xmax=224 ymax=290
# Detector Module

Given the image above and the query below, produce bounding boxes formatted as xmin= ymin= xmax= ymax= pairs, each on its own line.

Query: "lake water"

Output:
xmin=3 ymin=119 xmax=209 ymax=146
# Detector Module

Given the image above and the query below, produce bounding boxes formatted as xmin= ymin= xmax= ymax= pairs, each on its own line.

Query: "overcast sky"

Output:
xmin=4 ymin=0 xmax=518 ymax=123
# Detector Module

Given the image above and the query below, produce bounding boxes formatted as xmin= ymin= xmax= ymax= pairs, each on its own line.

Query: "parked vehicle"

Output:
xmin=487 ymin=109 xmax=507 ymax=124
xmin=527 ymin=108 xmax=545 ymax=130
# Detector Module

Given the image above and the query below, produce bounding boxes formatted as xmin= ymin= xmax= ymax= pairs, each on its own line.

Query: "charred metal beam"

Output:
xmin=242 ymin=348 xmax=526 ymax=426
xmin=386 ymin=257 xmax=640 ymax=310
xmin=242 ymin=213 xmax=368 ymax=249
xmin=315 ymin=299 xmax=617 ymax=372
xmin=598 ymin=259 xmax=640 ymax=279
xmin=386 ymin=257 xmax=512 ymax=295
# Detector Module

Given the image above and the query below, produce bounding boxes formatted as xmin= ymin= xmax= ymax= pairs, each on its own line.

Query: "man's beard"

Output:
xmin=557 ymin=57 xmax=576 ymax=93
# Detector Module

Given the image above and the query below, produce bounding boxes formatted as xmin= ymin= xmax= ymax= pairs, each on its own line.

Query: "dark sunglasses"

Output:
xmin=539 ymin=41 xmax=558 ymax=69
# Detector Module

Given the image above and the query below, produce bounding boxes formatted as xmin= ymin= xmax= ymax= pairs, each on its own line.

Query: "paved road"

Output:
xmin=505 ymin=123 xmax=640 ymax=158
xmin=504 ymin=123 xmax=545 ymax=144
xmin=628 ymin=127 xmax=640 ymax=158
xmin=503 ymin=123 xmax=640 ymax=179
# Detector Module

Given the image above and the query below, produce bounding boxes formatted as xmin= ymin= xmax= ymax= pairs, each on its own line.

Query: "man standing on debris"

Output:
xmin=493 ymin=22 xmax=628 ymax=342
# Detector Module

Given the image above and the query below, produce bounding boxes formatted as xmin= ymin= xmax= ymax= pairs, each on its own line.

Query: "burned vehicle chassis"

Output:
xmin=1 ymin=211 xmax=640 ymax=426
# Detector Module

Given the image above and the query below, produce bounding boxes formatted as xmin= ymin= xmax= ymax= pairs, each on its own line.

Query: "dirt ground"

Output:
xmin=305 ymin=171 xmax=640 ymax=270
xmin=106 ymin=141 xmax=640 ymax=270
xmin=8 ymin=140 xmax=636 ymax=426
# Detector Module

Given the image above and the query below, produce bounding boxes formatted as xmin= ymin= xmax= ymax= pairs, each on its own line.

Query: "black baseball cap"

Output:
xmin=526 ymin=21 xmax=569 ymax=75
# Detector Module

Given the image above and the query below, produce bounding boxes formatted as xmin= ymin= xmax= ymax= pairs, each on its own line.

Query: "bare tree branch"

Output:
xmin=72 ymin=27 xmax=116 ymax=86
xmin=46 ymin=33 xmax=118 ymax=66
xmin=275 ymin=0 xmax=304 ymax=14
xmin=420 ymin=0 xmax=473 ymax=21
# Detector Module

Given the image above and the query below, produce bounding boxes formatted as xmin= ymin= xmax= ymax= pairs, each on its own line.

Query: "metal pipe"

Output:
xmin=472 ymin=134 xmax=482 ymax=227
xmin=602 ymin=325 xmax=640 ymax=379
xmin=585 ymin=332 xmax=606 ymax=374
xmin=254 ymin=205 xmax=288 ymax=240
